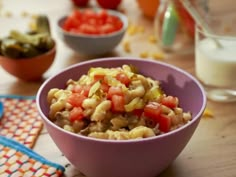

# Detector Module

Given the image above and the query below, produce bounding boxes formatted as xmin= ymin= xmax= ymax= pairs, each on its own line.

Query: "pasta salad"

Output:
xmin=47 ymin=65 xmax=192 ymax=140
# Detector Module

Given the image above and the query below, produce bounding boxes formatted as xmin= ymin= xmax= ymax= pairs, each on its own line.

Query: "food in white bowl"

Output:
xmin=62 ymin=9 xmax=124 ymax=35
xmin=57 ymin=8 xmax=128 ymax=56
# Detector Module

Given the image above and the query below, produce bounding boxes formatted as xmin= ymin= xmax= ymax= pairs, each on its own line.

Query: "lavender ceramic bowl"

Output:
xmin=36 ymin=57 xmax=206 ymax=177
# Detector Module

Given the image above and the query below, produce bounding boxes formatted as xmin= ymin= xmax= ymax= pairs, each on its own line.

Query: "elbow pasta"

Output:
xmin=47 ymin=65 xmax=192 ymax=140
xmin=91 ymin=100 xmax=112 ymax=121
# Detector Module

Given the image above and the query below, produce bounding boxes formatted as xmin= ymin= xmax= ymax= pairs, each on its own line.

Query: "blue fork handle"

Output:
xmin=0 ymin=101 xmax=4 ymax=119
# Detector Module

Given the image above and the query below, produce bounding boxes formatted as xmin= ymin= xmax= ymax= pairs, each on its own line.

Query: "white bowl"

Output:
xmin=57 ymin=9 xmax=128 ymax=56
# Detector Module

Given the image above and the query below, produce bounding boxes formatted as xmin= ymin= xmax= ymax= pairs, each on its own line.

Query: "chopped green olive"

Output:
xmin=0 ymin=15 xmax=53 ymax=59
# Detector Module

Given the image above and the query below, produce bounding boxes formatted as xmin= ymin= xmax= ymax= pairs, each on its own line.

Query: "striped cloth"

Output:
xmin=0 ymin=95 xmax=65 ymax=176
xmin=0 ymin=95 xmax=42 ymax=148
xmin=0 ymin=136 xmax=65 ymax=177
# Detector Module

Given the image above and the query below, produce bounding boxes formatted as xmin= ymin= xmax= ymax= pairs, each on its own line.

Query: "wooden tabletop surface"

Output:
xmin=0 ymin=0 xmax=236 ymax=177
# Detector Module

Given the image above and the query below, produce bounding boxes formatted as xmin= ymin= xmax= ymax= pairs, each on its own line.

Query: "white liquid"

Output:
xmin=196 ymin=38 xmax=236 ymax=89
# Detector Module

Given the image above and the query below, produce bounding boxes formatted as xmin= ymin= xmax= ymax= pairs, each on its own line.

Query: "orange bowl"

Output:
xmin=136 ymin=0 xmax=160 ymax=18
xmin=0 ymin=43 xmax=56 ymax=81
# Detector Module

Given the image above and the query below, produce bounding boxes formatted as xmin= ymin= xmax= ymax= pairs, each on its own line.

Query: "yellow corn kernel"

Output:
xmin=123 ymin=41 xmax=131 ymax=53
xmin=21 ymin=11 xmax=29 ymax=17
xmin=4 ymin=11 xmax=12 ymax=17
xmin=127 ymin=24 xmax=144 ymax=36
xmin=30 ymin=14 xmax=38 ymax=19
xmin=151 ymin=52 xmax=165 ymax=60
xmin=127 ymin=25 xmax=137 ymax=36
xmin=148 ymin=35 xmax=157 ymax=44
xmin=137 ymin=26 xmax=145 ymax=33
xmin=139 ymin=51 xmax=149 ymax=58
xmin=203 ymin=108 xmax=214 ymax=118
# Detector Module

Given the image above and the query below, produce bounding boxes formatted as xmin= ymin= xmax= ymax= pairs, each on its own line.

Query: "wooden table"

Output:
xmin=1 ymin=0 xmax=236 ymax=177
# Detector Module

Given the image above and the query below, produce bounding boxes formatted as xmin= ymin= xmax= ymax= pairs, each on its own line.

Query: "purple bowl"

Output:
xmin=36 ymin=57 xmax=206 ymax=177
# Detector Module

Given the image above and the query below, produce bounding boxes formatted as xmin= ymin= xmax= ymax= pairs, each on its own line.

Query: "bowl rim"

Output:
xmin=36 ymin=57 xmax=207 ymax=144
xmin=57 ymin=8 xmax=128 ymax=39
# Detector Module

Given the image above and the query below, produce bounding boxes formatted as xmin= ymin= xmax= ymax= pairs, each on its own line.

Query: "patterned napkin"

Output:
xmin=0 ymin=95 xmax=43 ymax=148
xmin=0 ymin=95 xmax=65 ymax=176
xmin=0 ymin=135 xmax=65 ymax=176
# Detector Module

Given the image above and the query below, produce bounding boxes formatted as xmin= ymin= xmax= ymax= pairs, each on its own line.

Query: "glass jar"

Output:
xmin=154 ymin=0 xmax=195 ymax=54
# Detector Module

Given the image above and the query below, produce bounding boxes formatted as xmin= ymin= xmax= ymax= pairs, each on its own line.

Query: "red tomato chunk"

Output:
xmin=69 ymin=107 xmax=84 ymax=122
xmin=67 ymin=93 xmax=87 ymax=107
xmin=62 ymin=9 xmax=123 ymax=35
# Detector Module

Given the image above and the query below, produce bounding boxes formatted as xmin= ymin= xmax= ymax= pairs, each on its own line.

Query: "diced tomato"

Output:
xmin=79 ymin=24 xmax=98 ymax=34
xmin=105 ymin=15 xmax=123 ymax=32
xmin=62 ymin=9 xmax=123 ymax=35
xmin=93 ymin=74 xmax=109 ymax=85
xmin=67 ymin=93 xmax=87 ymax=107
xmin=106 ymin=16 xmax=117 ymax=24
xmin=97 ymin=9 xmax=108 ymax=22
xmin=144 ymin=101 xmax=171 ymax=132
xmin=144 ymin=101 xmax=162 ymax=122
xmin=69 ymin=107 xmax=84 ymax=122
xmin=87 ymin=18 xmax=97 ymax=25
xmin=161 ymin=96 xmax=178 ymax=108
xmin=133 ymin=109 xmax=143 ymax=117
xmin=99 ymin=23 xmax=115 ymax=34
xmin=72 ymin=85 xmax=91 ymax=97
xmin=107 ymin=86 xmax=123 ymax=99
xmin=100 ymin=83 xmax=110 ymax=93
xmin=63 ymin=17 xmax=79 ymax=31
xmin=83 ymin=9 xmax=97 ymax=19
xmin=158 ymin=114 xmax=171 ymax=132
xmin=115 ymin=73 xmax=130 ymax=86
xmin=82 ymin=85 xmax=91 ymax=96
xmin=93 ymin=74 xmax=105 ymax=82
xmin=114 ymin=19 xmax=123 ymax=29
xmin=111 ymin=95 xmax=125 ymax=112
xmin=71 ymin=10 xmax=82 ymax=20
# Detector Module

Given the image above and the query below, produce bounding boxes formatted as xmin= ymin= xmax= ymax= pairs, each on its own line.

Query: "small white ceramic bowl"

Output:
xmin=57 ymin=9 xmax=128 ymax=56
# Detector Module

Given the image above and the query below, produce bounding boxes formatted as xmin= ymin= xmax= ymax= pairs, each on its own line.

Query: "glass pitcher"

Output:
xmin=154 ymin=0 xmax=195 ymax=54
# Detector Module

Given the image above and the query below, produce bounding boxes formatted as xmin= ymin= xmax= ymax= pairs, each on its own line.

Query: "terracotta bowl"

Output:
xmin=36 ymin=57 xmax=206 ymax=177
xmin=0 ymin=44 xmax=56 ymax=81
